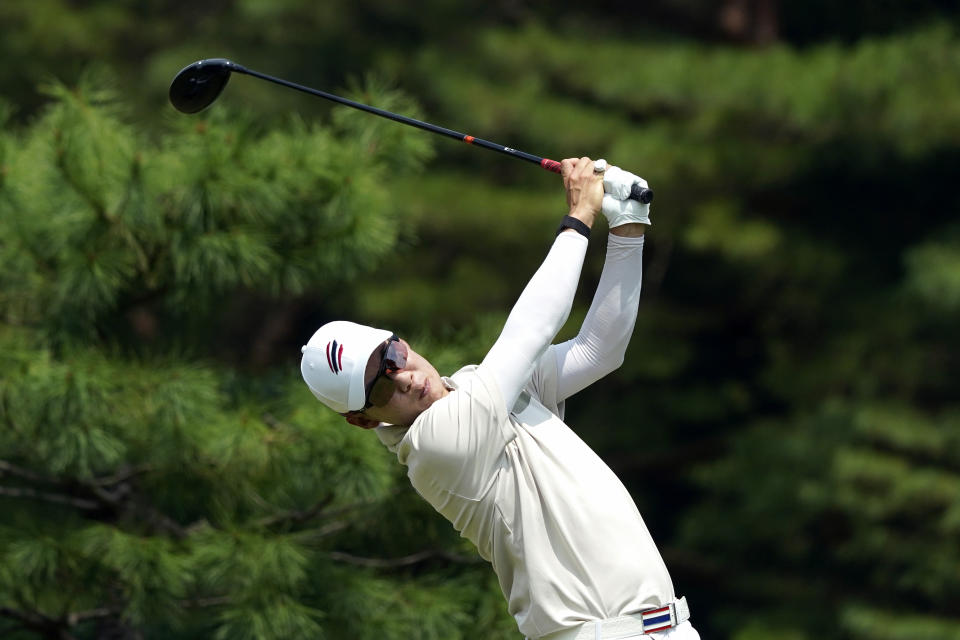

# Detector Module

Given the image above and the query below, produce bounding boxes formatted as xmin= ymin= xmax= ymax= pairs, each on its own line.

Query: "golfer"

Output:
xmin=301 ymin=157 xmax=699 ymax=640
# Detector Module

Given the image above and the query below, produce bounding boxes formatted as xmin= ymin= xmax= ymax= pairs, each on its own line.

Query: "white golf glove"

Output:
xmin=596 ymin=159 xmax=651 ymax=227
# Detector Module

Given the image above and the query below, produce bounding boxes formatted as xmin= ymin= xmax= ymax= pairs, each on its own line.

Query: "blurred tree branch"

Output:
xmin=328 ymin=549 xmax=482 ymax=568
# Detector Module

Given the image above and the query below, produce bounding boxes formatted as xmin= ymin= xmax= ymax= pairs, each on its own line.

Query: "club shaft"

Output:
xmin=235 ymin=65 xmax=562 ymax=173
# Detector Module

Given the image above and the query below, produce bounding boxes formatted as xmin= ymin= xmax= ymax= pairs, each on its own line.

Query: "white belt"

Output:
xmin=538 ymin=597 xmax=691 ymax=640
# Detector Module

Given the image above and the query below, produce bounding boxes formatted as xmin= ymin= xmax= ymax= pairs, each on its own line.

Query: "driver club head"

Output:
xmin=169 ymin=58 xmax=238 ymax=114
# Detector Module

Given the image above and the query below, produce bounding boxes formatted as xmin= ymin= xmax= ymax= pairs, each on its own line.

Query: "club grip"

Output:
xmin=541 ymin=158 xmax=562 ymax=173
xmin=541 ymin=158 xmax=653 ymax=204
xmin=630 ymin=183 xmax=654 ymax=204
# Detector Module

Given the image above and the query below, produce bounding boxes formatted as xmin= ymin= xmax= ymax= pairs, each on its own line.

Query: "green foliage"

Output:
xmin=1 ymin=70 xmax=430 ymax=344
xmin=841 ymin=605 xmax=960 ymax=640
xmin=2 ymin=4 xmax=959 ymax=640
xmin=0 ymin=69 xmax=515 ymax=640
xmin=905 ymin=238 xmax=960 ymax=311
xmin=388 ymin=22 xmax=960 ymax=639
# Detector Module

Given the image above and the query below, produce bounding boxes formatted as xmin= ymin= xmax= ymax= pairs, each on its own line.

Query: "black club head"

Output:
xmin=169 ymin=58 xmax=237 ymax=114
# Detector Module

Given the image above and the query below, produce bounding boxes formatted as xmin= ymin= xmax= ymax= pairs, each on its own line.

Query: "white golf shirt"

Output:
xmin=376 ymin=232 xmax=675 ymax=639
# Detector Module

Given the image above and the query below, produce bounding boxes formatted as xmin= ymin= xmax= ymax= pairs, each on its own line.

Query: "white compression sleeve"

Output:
xmin=552 ymin=234 xmax=644 ymax=402
xmin=481 ymin=232 xmax=588 ymax=410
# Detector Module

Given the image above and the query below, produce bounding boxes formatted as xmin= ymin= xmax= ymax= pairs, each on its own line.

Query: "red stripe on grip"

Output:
xmin=463 ymin=135 xmax=475 ymax=144
xmin=541 ymin=158 xmax=561 ymax=173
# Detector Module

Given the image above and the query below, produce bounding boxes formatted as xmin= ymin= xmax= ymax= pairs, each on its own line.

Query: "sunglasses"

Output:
xmin=364 ymin=335 xmax=408 ymax=409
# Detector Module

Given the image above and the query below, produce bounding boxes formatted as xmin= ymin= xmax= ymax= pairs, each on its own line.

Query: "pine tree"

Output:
xmin=0 ymin=72 xmax=518 ymax=640
xmin=4 ymin=6 xmax=960 ymax=639
xmin=373 ymin=24 xmax=960 ymax=639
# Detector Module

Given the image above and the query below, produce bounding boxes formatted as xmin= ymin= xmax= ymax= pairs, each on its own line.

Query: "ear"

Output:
xmin=343 ymin=412 xmax=381 ymax=430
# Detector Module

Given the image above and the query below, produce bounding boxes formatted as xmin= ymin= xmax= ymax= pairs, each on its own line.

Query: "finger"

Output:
xmin=582 ymin=157 xmax=598 ymax=181
xmin=560 ymin=158 xmax=578 ymax=179
xmin=578 ymin=157 xmax=592 ymax=176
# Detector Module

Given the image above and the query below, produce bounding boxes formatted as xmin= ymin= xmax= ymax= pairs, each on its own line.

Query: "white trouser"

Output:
xmin=532 ymin=620 xmax=700 ymax=640
xmin=643 ymin=621 xmax=701 ymax=640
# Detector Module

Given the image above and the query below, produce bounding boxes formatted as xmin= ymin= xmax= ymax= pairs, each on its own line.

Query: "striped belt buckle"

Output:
xmin=641 ymin=596 xmax=689 ymax=634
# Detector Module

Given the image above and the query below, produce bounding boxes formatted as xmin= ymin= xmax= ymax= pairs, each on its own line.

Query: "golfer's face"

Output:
xmin=361 ymin=339 xmax=446 ymax=427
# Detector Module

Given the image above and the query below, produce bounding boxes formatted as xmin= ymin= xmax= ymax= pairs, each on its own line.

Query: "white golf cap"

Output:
xmin=300 ymin=321 xmax=393 ymax=413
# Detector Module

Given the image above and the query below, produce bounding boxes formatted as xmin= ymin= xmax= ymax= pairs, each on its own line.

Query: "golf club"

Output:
xmin=169 ymin=58 xmax=654 ymax=204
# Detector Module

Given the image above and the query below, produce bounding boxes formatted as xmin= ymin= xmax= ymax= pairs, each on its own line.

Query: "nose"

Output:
xmin=387 ymin=369 xmax=413 ymax=394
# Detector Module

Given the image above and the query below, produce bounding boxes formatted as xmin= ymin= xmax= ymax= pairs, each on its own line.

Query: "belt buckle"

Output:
xmin=641 ymin=602 xmax=675 ymax=634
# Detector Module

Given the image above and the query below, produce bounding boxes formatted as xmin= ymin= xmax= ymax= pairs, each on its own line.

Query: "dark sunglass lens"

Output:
xmin=383 ymin=341 xmax=407 ymax=371
xmin=368 ymin=376 xmax=396 ymax=407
